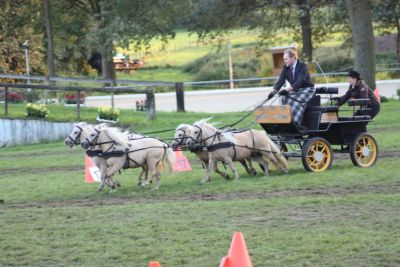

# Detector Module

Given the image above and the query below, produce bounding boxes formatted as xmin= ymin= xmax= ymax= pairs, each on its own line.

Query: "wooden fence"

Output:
xmin=0 ymin=82 xmax=156 ymax=120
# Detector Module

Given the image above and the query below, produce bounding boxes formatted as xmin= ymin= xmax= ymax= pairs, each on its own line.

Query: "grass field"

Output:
xmin=114 ymin=29 xmax=350 ymax=82
xmin=1 ymin=101 xmax=400 ymax=266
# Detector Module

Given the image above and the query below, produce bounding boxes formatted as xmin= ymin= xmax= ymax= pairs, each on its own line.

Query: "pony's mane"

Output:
xmin=76 ymin=121 xmax=90 ymax=128
xmin=176 ymin=123 xmax=191 ymax=130
xmin=193 ymin=118 xmax=217 ymax=131
xmin=101 ymin=126 xmax=129 ymax=147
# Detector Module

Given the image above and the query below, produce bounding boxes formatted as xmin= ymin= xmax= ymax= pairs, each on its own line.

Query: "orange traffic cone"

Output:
xmin=84 ymin=155 xmax=101 ymax=183
xmin=148 ymin=261 xmax=161 ymax=267
xmin=172 ymin=149 xmax=192 ymax=172
xmin=219 ymin=232 xmax=253 ymax=267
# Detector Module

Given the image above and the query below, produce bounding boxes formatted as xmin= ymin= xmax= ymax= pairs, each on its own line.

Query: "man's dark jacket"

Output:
xmin=273 ymin=60 xmax=314 ymax=91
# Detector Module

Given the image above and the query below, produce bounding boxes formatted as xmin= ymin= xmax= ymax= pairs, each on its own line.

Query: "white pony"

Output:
xmin=171 ymin=123 xmax=258 ymax=179
xmin=186 ymin=119 xmax=288 ymax=184
xmin=81 ymin=125 xmax=174 ymax=191
xmin=64 ymin=122 xmax=120 ymax=190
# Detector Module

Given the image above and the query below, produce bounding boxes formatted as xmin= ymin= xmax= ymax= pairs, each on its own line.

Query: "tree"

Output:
xmin=43 ymin=0 xmax=55 ymax=77
xmin=373 ymin=0 xmax=400 ymax=64
xmin=0 ymin=0 xmax=45 ymax=74
xmin=346 ymin=0 xmax=376 ymax=88
xmin=65 ymin=0 xmax=188 ymax=80
xmin=187 ymin=0 xmax=346 ymax=62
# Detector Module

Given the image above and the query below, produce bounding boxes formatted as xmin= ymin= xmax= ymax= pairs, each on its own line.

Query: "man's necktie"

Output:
xmin=291 ymin=66 xmax=295 ymax=80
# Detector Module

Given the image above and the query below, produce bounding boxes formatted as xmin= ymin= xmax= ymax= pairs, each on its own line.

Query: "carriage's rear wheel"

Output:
xmin=350 ymin=132 xmax=378 ymax=167
xmin=302 ymin=137 xmax=333 ymax=172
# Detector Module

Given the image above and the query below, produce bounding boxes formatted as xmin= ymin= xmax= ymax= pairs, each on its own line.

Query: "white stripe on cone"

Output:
xmin=85 ymin=156 xmax=101 ymax=183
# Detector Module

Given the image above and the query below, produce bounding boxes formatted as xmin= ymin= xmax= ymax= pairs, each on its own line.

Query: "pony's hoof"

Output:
xmin=250 ymin=170 xmax=257 ymax=176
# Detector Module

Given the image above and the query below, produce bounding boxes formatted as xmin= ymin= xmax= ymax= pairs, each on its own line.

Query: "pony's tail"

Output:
xmin=156 ymin=147 xmax=175 ymax=174
xmin=269 ymin=139 xmax=289 ymax=173
xmin=164 ymin=147 xmax=175 ymax=174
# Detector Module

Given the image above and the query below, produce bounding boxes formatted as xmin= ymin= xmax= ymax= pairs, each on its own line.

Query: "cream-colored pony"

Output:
xmin=81 ymin=125 xmax=174 ymax=191
xmin=64 ymin=122 xmax=120 ymax=190
xmin=171 ymin=124 xmax=258 ymax=179
xmin=186 ymin=119 xmax=288 ymax=183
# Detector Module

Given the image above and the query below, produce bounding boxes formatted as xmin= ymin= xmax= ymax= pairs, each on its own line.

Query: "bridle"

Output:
xmin=174 ymin=128 xmax=188 ymax=147
xmin=83 ymin=128 xmax=116 ymax=153
xmin=189 ymin=125 xmax=203 ymax=145
xmin=67 ymin=125 xmax=83 ymax=145
xmin=84 ymin=128 xmax=101 ymax=147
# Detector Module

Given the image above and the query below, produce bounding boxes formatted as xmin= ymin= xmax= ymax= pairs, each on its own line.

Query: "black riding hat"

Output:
xmin=348 ymin=70 xmax=361 ymax=79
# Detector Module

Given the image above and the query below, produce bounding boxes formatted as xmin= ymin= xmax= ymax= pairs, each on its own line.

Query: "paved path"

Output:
xmin=85 ymin=80 xmax=400 ymax=113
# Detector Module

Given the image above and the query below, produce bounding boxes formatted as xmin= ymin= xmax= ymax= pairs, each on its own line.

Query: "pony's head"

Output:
xmin=81 ymin=125 xmax=128 ymax=150
xmin=81 ymin=125 xmax=103 ymax=149
xmin=171 ymin=124 xmax=192 ymax=150
xmin=64 ymin=122 xmax=93 ymax=147
xmin=186 ymin=118 xmax=217 ymax=147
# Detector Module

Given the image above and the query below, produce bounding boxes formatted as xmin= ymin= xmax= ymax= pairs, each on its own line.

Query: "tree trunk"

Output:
xmin=43 ymin=0 xmax=55 ymax=77
xmin=296 ymin=0 xmax=313 ymax=62
xmin=101 ymin=44 xmax=115 ymax=83
xmin=99 ymin=3 xmax=115 ymax=83
xmin=346 ymin=0 xmax=376 ymax=89
xmin=396 ymin=23 xmax=400 ymax=65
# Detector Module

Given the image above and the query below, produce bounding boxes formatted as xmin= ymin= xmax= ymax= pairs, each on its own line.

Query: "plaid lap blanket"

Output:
xmin=281 ymin=87 xmax=316 ymax=126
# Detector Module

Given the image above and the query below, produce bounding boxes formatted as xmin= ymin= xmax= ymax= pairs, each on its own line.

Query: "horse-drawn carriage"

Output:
xmin=255 ymin=87 xmax=378 ymax=172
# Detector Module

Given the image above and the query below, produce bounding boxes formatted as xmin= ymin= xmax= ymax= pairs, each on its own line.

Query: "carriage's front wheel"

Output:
xmin=350 ymin=132 xmax=378 ymax=167
xmin=302 ymin=137 xmax=333 ymax=172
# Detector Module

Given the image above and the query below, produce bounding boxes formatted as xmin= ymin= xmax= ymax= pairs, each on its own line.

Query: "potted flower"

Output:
xmin=26 ymin=103 xmax=49 ymax=118
xmin=64 ymin=92 xmax=85 ymax=106
xmin=7 ymin=91 xmax=25 ymax=103
xmin=97 ymin=106 xmax=120 ymax=123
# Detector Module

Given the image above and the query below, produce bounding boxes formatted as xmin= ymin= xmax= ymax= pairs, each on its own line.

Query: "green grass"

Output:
xmin=1 ymin=101 xmax=399 ymax=266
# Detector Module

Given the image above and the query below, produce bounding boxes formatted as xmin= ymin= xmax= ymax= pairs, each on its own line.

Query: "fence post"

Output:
xmin=76 ymin=90 xmax=81 ymax=120
xmin=175 ymin=82 xmax=185 ymax=112
xmin=4 ymin=86 xmax=8 ymax=115
xmin=146 ymin=88 xmax=155 ymax=120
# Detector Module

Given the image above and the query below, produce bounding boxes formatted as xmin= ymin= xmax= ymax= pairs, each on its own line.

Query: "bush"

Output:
xmin=183 ymin=46 xmax=268 ymax=82
xmin=23 ymin=90 xmax=40 ymax=103
xmin=397 ymin=89 xmax=400 ymax=100
xmin=97 ymin=106 xmax=120 ymax=121
xmin=380 ymin=96 xmax=389 ymax=103
xmin=26 ymin=103 xmax=49 ymax=118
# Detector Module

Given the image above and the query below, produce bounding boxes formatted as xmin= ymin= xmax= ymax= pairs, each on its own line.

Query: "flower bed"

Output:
xmin=6 ymin=92 xmax=25 ymax=103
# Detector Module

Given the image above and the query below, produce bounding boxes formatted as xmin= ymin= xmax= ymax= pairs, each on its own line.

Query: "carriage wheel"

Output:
xmin=302 ymin=137 xmax=333 ymax=172
xmin=350 ymin=133 xmax=378 ymax=167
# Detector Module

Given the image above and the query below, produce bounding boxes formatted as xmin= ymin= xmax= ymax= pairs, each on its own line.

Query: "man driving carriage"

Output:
xmin=268 ymin=49 xmax=315 ymax=130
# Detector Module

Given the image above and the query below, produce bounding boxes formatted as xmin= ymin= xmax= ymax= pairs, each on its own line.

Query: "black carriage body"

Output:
xmin=257 ymin=89 xmax=378 ymax=171
xmin=260 ymin=118 xmax=369 ymax=146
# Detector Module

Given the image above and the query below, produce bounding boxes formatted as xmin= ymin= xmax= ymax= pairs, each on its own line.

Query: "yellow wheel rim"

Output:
xmin=306 ymin=141 xmax=331 ymax=172
xmin=354 ymin=136 xmax=377 ymax=167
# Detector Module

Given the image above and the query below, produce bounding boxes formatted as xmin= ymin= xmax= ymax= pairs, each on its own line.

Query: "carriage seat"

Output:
xmin=306 ymin=106 xmax=339 ymax=113
xmin=339 ymin=115 xmax=371 ymax=121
